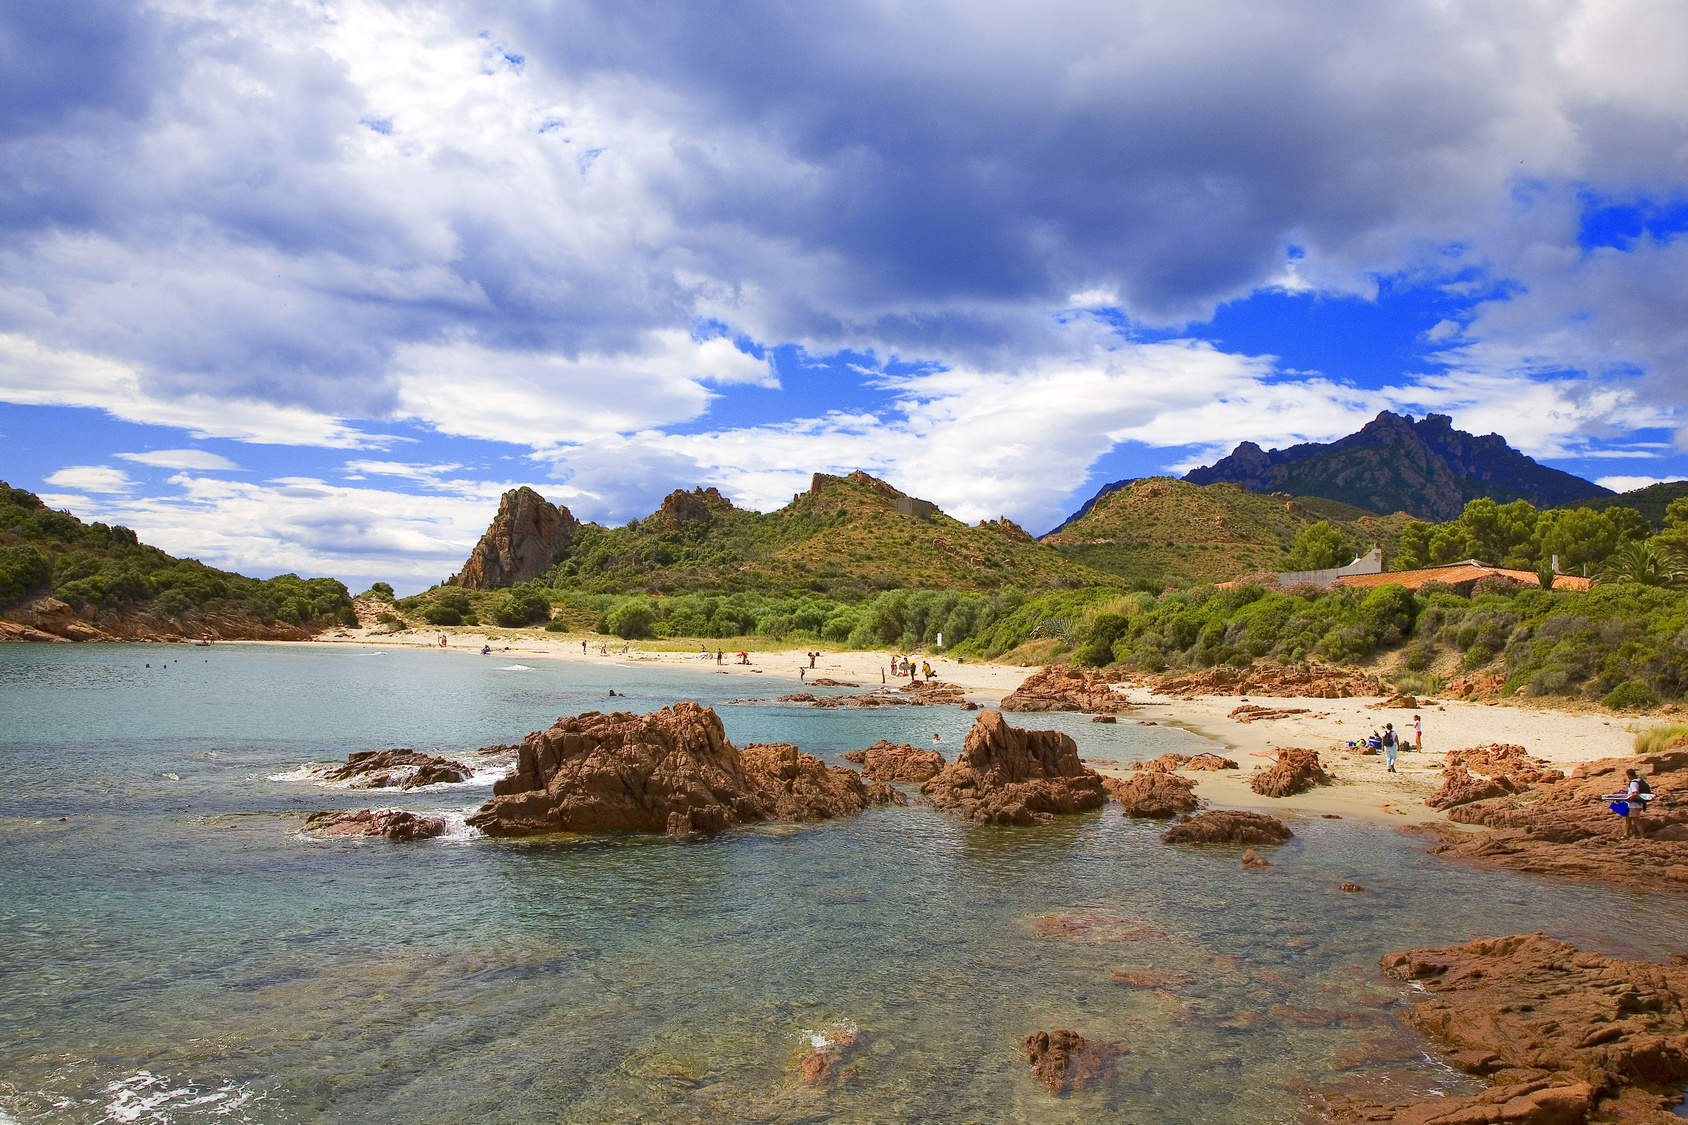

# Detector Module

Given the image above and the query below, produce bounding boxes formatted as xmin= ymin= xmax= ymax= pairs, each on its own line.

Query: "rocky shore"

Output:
xmin=920 ymin=710 xmax=1108 ymax=825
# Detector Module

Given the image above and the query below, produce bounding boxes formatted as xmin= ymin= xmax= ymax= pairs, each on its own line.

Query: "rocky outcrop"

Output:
xmin=447 ymin=487 xmax=579 ymax=590
xmin=1022 ymin=1030 xmax=1125 ymax=1095
xmin=1228 ymin=703 xmax=1310 ymax=722
xmin=920 ymin=711 xmax=1107 ymax=825
xmin=1427 ymin=742 xmax=1567 ymax=811
xmin=865 ymin=782 xmax=909 ymax=806
xmin=1132 ymin=752 xmax=1239 ymax=772
xmin=1423 ymin=749 xmax=1688 ymax=890
xmin=657 ymin=486 xmax=729 ymax=531
xmin=1318 ymin=933 xmax=1688 ymax=1124
xmin=467 ymin=704 xmax=880 ymax=837
xmin=1104 ymin=771 xmax=1200 ymax=818
xmin=1249 ymin=747 xmax=1332 ymax=797
xmin=841 ymin=740 xmax=946 ymax=781
xmin=1001 ymin=665 xmax=1134 ymax=713
xmin=737 ymin=742 xmax=872 ymax=823
xmin=1240 ymin=848 xmax=1272 ymax=868
xmin=303 ymin=808 xmax=448 ymax=840
xmin=317 ymin=749 xmax=471 ymax=789
xmin=1153 ymin=661 xmax=1384 ymax=699
xmin=1161 ymin=810 xmax=1294 ymax=846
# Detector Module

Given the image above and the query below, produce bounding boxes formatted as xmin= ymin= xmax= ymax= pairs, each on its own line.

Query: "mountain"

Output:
xmin=0 ymin=480 xmax=354 ymax=641
xmin=448 ymin=487 xmax=580 ymax=590
xmin=1041 ymin=476 xmax=1417 ymax=588
xmin=448 ymin=471 xmax=1117 ymax=598
xmin=1181 ymin=412 xmax=1611 ymax=521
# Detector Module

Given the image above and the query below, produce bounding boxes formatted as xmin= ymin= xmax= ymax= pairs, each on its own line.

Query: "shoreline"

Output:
xmin=285 ymin=626 xmax=1652 ymax=829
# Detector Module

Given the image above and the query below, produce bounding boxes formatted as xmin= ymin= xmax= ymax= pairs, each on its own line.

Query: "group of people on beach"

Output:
xmin=891 ymin=656 xmax=934 ymax=681
xmin=1351 ymin=715 xmax=1423 ymax=773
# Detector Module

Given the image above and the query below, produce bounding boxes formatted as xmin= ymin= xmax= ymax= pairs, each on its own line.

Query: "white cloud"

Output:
xmin=43 ymin=465 xmax=135 ymax=494
xmin=117 ymin=449 xmax=243 ymax=471
xmin=1596 ymin=475 xmax=1686 ymax=493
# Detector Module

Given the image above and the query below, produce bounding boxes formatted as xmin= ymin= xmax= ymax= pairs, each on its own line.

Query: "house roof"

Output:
xmin=1335 ymin=560 xmax=1592 ymax=593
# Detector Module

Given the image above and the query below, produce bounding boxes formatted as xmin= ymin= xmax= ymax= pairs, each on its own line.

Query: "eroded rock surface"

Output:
xmin=920 ymin=711 xmax=1106 ymax=825
xmin=1104 ymin=771 xmax=1199 ymax=818
xmin=1153 ymin=661 xmax=1384 ymax=699
xmin=447 ymin=486 xmax=579 ymax=590
xmin=1317 ymin=933 xmax=1688 ymax=1124
xmin=1428 ymin=743 xmax=1567 ymax=811
xmin=468 ymin=703 xmax=876 ymax=836
xmin=1161 ymin=810 xmax=1294 ymax=846
xmin=1022 ymin=1029 xmax=1126 ymax=1095
xmin=1133 ymin=752 xmax=1239 ymax=772
xmin=303 ymin=808 xmax=447 ymax=840
xmin=318 ymin=749 xmax=471 ymax=789
xmin=841 ymin=740 xmax=946 ymax=782
xmin=1001 ymin=665 xmax=1133 ymax=713
xmin=1250 ymin=747 xmax=1332 ymax=798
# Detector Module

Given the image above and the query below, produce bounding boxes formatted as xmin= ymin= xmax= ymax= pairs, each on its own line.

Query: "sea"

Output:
xmin=3 ymin=642 xmax=1686 ymax=1124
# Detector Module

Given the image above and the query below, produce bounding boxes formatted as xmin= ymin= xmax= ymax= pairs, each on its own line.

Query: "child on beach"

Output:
xmin=1413 ymin=714 xmax=1422 ymax=750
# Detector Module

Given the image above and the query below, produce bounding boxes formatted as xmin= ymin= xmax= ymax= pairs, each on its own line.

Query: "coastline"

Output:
xmin=290 ymin=626 xmax=1649 ymax=829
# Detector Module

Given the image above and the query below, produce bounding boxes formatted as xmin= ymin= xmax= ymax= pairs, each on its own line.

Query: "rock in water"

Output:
xmin=1249 ymin=747 xmax=1331 ymax=798
xmin=1161 ymin=810 xmax=1294 ymax=846
xmin=1240 ymin=848 xmax=1272 ymax=868
xmin=303 ymin=808 xmax=447 ymax=840
xmin=447 ymin=486 xmax=580 ymax=590
xmin=1022 ymin=1029 xmax=1125 ymax=1094
xmin=1001 ymin=666 xmax=1134 ymax=713
xmin=319 ymin=749 xmax=471 ymax=789
xmin=468 ymin=703 xmax=879 ymax=836
xmin=738 ymin=742 xmax=872 ymax=822
xmin=920 ymin=711 xmax=1107 ymax=825
xmin=1104 ymin=771 xmax=1199 ymax=818
xmin=864 ymin=782 xmax=909 ymax=806
xmin=842 ymin=740 xmax=946 ymax=781
xmin=1318 ymin=933 xmax=1688 ymax=1123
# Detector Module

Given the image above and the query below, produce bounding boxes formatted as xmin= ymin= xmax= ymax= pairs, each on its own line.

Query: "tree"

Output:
xmin=605 ymin=598 xmax=657 ymax=639
xmin=1597 ymin=540 xmax=1688 ymax=588
xmin=1536 ymin=508 xmax=1619 ymax=573
xmin=1284 ymin=521 xmax=1351 ymax=570
xmin=1459 ymin=498 xmax=1540 ymax=567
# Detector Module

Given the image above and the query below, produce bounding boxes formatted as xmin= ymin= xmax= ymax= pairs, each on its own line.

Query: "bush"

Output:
xmin=0 ymin=545 xmax=50 ymax=606
xmin=606 ymin=598 xmax=657 ymax=639
xmin=1633 ymin=723 xmax=1688 ymax=755
xmin=423 ymin=604 xmax=462 ymax=626
xmin=370 ymin=582 xmax=395 ymax=599
xmin=1603 ymin=680 xmax=1660 ymax=711
xmin=494 ymin=588 xmax=552 ymax=626
xmin=1392 ymin=672 xmax=1445 ymax=696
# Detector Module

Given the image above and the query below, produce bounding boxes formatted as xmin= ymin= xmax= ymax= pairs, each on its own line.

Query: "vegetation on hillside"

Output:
xmin=0 ymin=481 xmax=355 ymax=629
xmin=1391 ymin=496 xmax=1658 ymax=574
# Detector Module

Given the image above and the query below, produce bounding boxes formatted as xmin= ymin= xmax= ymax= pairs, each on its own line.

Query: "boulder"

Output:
xmin=920 ymin=711 xmax=1107 ymax=825
xmin=1161 ymin=810 xmax=1294 ymax=846
xmin=1319 ymin=933 xmax=1688 ymax=1124
xmin=1240 ymin=848 xmax=1272 ymax=868
xmin=1001 ymin=665 xmax=1134 ymax=713
xmin=303 ymin=808 xmax=447 ymax=840
xmin=447 ymin=486 xmax=579 ymax=590
xmin=1022 ymin=1029 xmax=1125 ymax=1095
xmin=1104 ymin=771 xmax=1199 ymax=818
xmin=842 ymin=740 xmax=946 ymax=782
xmin=318 ymin=749 xmax=471 ymax=789
xmin=1249 ymin=747 xmax=1331 ymax=798
xmin=469 ymin=703 xmax=874 ymax=836
xmin=864 ymin=783 xmax=909 ymax=806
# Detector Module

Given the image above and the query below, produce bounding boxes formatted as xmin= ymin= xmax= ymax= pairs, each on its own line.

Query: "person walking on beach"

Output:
xmin=1382 ymin=724 xmax=1398 ymax=772
xmin=1413 ymin=714 xmax=1422 ymax=751
xmin=717 ymin=649 xmax=723 ymax=665
xmin=799 ymin=666 xmax=806 ymax=683
xmin=809 ymin=651 xmax=818 ymax=668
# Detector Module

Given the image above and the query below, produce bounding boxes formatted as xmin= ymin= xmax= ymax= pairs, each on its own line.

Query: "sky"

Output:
xmin=3 ymin=0 xmax=1688 ymax=594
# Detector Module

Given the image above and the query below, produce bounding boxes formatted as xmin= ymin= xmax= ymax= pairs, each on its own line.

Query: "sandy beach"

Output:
xmin=307 ymin=624 xmax=1651 ymax=828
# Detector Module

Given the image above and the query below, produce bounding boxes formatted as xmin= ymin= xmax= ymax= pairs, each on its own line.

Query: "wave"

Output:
xmin=498 ymin=664 xmax=534 ymax=671
xmin=103 ymin=1070 xmax=265 ymax=1123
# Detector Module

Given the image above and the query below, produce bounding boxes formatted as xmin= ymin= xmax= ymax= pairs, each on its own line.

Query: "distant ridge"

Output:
xmin=1181 ymin=411 xmax=1610 ymax=521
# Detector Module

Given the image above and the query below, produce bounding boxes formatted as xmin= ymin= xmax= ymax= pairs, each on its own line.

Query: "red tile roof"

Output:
xmin=1336 ymin=561 xmax=1591 ymax=593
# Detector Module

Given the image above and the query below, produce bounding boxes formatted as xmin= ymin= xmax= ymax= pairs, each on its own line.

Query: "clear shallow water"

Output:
xmin=3 ymin=644 xmax=1687 ymax=1124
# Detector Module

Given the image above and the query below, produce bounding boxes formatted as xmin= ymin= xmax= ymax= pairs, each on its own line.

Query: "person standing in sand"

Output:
xmin=1382 ymin=723 xmax=1398 ymax=773
xmin=1413 ymin=714 xmax=1422 ymax=750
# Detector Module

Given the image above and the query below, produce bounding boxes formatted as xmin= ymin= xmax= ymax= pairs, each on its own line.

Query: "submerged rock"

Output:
xmin=1104 ymin=771 xmax=1199 ymax=818
xmin=1161 ymin=810 xmax=1294 ymax=846
xmin=468 ymin=704 xmax=883 ymax=837
xmin=1249 ymin=747 xmax=1331 ymax=798
xmin=319 ymin=749 xmax=471 ymax=789
xmin=1240 ymin=848 xmax=1272 ymax=868
xmin=920 ymin=711 xmax=1107 ymax=825
xmin=1022 ymin=1029 xmax=1125 ymax=1094
xmin=1318 ymin=932 xmax=1688 ymax=1124
xmin=303 ymin=808 xmax=447 ymax=840
xmin=1001 ymin=665 xmax=1134 ymax=713
xmin=841 ymin=740 xmax=946 ymax=782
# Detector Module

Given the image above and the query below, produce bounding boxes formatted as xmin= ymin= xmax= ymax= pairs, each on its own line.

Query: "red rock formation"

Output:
xmin=1318 ymin=933 xmax=1688 ymax=1124
xmin=1161 ymin=810 xmax=1294 ymax=846
xmin=864 ymin=782 xmax=908 ymax=806
xmin=318 ymin=749 xmax=470 ymax=789
xmin=1001 ymin=665 xmax=1134 ymax=713
xmin=1132 ymin=752 xmax=1239 ymax=772
xmin=303 ymin=808 xmax=447 ymax=840
xmin=841 ymin=740 xmax=946 ymax=782
xmin=1424 ymin=749 xmax=1688 ymax=890
xmin=1249 ymin=747 xmax=1331 ymax=797
xmin=1229 ymin=703 xmax=1310 ymax=722
xmin=919 ymin=711 xmax=1107 ymax=825
xmin=1104 ymin=771 xmax=1199 ymax=818
xmin=657 ymin=487 xmax=729 ymax=530
xmin=1153 ymin=661 xmax=1384 ymax=699
xmin=1240 ymin=848 xmax=1272 ymax=868
xmin=467 ymin=704 xmax=884 ymax=837
xmin=447 ymin=487 xmax=579 ymax=590
xmin=1022 ymin=1030 xmax=1126 ymax=1094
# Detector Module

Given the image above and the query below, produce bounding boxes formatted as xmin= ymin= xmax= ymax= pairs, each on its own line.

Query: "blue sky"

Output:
xmin=3 ymin=0 xmax=1688 ymax=593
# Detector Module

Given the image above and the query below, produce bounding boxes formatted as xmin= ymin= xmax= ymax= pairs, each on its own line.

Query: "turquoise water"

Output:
xmin=3 ymin=643 xmax=1687 ymax=1124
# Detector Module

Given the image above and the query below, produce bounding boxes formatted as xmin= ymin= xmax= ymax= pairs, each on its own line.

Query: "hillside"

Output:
xmin=1562 ymin=480 xmax=1688 ymax=530
xmin=519 ymin=471 xmax=1120 ymax=597
xmin=0 ymin=480 xmax=355 ymax=641
xmin=1039 ymin=477 xmax=1416 ymax=588
xmin=1182 ymin=411 xmax=1609 ymax=520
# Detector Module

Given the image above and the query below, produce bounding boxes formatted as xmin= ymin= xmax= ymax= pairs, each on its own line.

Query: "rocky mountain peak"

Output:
xmin=447 ymin=487 xmax=579 ymax=590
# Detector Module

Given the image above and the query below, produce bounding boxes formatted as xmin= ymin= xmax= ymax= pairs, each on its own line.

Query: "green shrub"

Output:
xmin=1633 ymin=723 xmax=1688 ymax=755
xmin=606 ymin=598 xmax=657 ymax=639
xmin=494 ymin=587 xmax=552 ymax=626
xmin=423 ymin=604 xmax=462 ymax=626
xmin=1603 ymin=680 xmax=1660 ymax=711
xmin=1392 ymin=672 xmax=1445 ymax=696
xmin=0 ymin=545 xmax=50 ymax=606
